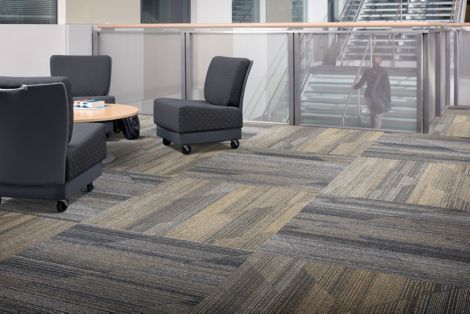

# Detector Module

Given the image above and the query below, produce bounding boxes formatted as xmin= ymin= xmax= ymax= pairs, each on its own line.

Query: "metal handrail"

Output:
xmin=338 ymin=0 xmax=367 ymax=65
xmin=340 ymin=35 xmax=373 ymax=127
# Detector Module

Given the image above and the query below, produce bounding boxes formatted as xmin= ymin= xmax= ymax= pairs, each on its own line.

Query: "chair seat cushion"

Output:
xmin=154 ymin=98 xmax=242 ymax=134
xmin=66 ymin=123 xmax=106 ymax=181
xmin=73 ymin=95 xmax=116 ymax=104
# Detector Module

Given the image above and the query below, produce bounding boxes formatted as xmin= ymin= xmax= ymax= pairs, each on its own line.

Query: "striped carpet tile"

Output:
xmin=196 ymin=252 xmax=470 ymax=313
xmin=0 ymin=212 xmax=75 ymax=262
xmin=322 ymin=157 xmax=470 ymax=211
xmin=432 ymin=108 xmax=470 ymax=138
xmin=185 ymin=148 xmax=352 ymax=191
xmin=86 ymin=176 xmax=316 ymax=251
xmin=0 ymin=170 xmax=166 ymax=222
xmin=261 ymin=195 xmax=470 ymax=287
xmin=0 ymin=224 xmax=250 ymax=313
xmin=363 ymin=133 xmax=470 ymax=164
xmin=244 ymin=125 xmax=383 ymax=157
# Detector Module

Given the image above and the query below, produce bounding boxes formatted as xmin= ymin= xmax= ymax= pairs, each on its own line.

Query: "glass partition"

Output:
xmin=190 ymin=32 xmax=290 ymax=123
xmin=457 ymin=30 xmax=470 ymax=106
xmin=99 ymin=30 xmax=183 ymax=114
xmin=299 ymin=31 xmax=419 ymax=132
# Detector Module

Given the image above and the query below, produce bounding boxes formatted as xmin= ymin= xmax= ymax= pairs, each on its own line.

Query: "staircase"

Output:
xmin=301 ymin=66 xmax=418 ymax=131
xmin=232 ymin=0 xmax=258 ymax=23
xmin=299 ymin=0 xmax=462 ymax=132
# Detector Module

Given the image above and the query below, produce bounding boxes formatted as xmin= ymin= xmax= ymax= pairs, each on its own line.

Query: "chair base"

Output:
xmin=0 ymin=163 xmax=103 ymax=202
xmin=156 ymin=126 xmax=241 ymax=146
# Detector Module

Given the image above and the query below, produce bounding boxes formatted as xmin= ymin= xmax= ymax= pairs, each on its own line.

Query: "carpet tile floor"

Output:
xmin=0 ymin=114 xmax=470 ymax=312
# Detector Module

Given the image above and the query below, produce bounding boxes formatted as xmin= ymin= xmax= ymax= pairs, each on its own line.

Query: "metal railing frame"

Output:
xmin=94 ymin=25 xmax=465 ymax=133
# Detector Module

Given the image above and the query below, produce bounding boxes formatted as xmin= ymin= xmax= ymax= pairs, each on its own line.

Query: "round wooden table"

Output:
xmin=74 ymin=104 xmax=140 ymax=163
xmin=74 ymin=104 xmax=139 ymax=123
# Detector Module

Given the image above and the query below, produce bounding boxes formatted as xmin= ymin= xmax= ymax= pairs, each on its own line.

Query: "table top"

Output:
xmin=74 ymin=104 xmax=140 ymax=123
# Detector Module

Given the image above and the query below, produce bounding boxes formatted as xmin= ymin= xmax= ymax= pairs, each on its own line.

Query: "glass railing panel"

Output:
xmin=99 ymin=30 xmax=182 ymax=114
xmin=457 ymin=30 xmax=470 ymax=106
xmin=299 ymin=31 xmax=419 ymax=132
xmin=191 ymin=32 xmax=290 ymax=123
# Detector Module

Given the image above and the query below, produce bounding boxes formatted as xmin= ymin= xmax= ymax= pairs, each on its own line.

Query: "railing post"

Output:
xmin=454 ymin=30 xmax=460 ymax=106
xmin=288 ymin=32 xmax=300 ymax=126
xmin=182 ymin=31 xmax=192 ymax=100
xmin=416 ymin=33 xmax=424 ymax=133
xmin=92 ymin=27 xmax=100 ymax=55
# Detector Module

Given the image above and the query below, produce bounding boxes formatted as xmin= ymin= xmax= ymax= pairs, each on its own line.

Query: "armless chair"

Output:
xmin=0 ymin=77 xmax=106 ymax=212
xmin=50 ymin=55 xmax=114 ymax=103
xmin=154 ymin=56 xmax=253 ymax=155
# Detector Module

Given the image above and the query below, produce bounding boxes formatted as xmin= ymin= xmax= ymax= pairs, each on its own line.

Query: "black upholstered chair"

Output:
xmin=50 ymin=55 xmax=115 ymax=104
xmin=154 ymin=56 xmax=253 ymax=155
xmin=0 ymin=77 xmax=106 ymax=212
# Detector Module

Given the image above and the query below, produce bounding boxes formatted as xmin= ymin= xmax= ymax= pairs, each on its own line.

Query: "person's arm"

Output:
xmin=353 ymin=70 xmax=368 ymax=89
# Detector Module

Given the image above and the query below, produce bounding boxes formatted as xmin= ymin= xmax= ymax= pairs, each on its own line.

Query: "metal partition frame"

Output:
xmin=94 ymin=26 xmax=464 ymax=133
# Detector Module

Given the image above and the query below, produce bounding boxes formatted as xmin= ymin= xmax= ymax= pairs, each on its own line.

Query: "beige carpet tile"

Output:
xmin=432 ymin=108 xmax=470 ymax=138
xmin=322 ymin=157 xmax=470 ymax=211
xmin=0 ymin=212 xmax=75 ymax=262
xmin=244 ymin=125 xmax=383 ymax=157
xmin=196 ymin=252 xmax=470 ymax=313
xmin=86 ymin=176 xmax=316 ymax=251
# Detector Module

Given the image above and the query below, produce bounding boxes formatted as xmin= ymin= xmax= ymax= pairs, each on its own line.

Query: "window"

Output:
xmin=292 ymin=0 xmax=305 ymax=22
xmin=233 ymin=0 xmax=260 ymax=23
xmin=141 ymin=0 xmax=190 ymax=23
xmin=0 ymin=0 xmax=57 ymax=24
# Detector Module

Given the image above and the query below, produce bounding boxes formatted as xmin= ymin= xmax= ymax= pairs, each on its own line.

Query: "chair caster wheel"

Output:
xmin=163 ymin=139 xmax=171 ymax=146
xmin=231 ymin=139 xmax=240 ymax=149
xmin=57 ymin=200 xmax=68 ymax=212
xmin=86 ymin=183 xmax=94 ymax=192
xmin=182 ymin=145 xmax=192 ymax=155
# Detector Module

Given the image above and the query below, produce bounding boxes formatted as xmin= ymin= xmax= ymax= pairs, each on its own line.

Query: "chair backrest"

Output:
xmin=50 ymin=55 xmax=112 ymax=97
xmin=0 ymin=76 xmax=74 ymax=142
xmin=0 ymin=83 xmax=69 ymax=185
xmin=204 ymin=56 xmax=253 ymax=109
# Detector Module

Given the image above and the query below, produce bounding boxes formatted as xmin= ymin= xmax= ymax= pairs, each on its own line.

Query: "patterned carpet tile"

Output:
xmin=363 ymin=133 xmax=470 ymax=164
xmin=196 ymin=252 xmax=470 ymax=313
xmin=322 ymin=157 xmax=470 ymax=211
xmin=87 ymin=176 xmax=316 ymax=251
xmin=0 ymin=171 xmax=166 ymax=222
xmin=244 ymin=125 xmax=383 ymax=157
xmin=0 ymin=224 xmax=250 ymax=313
xmin=432 ymin=108 xmax=470 ymax=138
xmin=0 ymin=212 xmax=75 ymax=262
xmin=261 ymin=195 xmax=470 ymax=287
xmin=185 ymin=148 xmax=352 ymax=191
xmin=106 ymin=116 xmax=269 ymax=177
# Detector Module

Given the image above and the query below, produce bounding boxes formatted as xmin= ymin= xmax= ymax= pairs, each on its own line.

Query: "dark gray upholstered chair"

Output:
xmin=154 ymin=56 xmax=253 ymax=154
xmin=50 ymin=55 xmax=114 ymax=104
xmin=0 ymin=77 xmax=106 ymax=212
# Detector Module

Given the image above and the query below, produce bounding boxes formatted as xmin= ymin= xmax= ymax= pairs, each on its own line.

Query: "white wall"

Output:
xmin=307 ymin=0 xmax=328 ymax=22
xmin=65 ymin=0 xmax=140 ymax=24
xmin=191 ymin=0 xmax=232 ymax=23
xmin=0 ymin=25 xmax=93 ymax=76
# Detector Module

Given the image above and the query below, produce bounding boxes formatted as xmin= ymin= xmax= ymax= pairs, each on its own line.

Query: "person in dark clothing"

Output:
xmin=353 ymin=56 xmax=391 ymax=129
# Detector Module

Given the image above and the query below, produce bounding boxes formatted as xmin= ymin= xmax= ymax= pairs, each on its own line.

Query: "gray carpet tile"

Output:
xmin=196 ymin=252 xmax=470 ymax=313
xmin=261 ymin=195 xmax=470 ymax=287
xmin=185 ymin=148 xmax=353 ymax=191
xmin=363 ymin=132 xmax=470 ymax=164
xmin=0 ymin=171 xmax=166 ymax=222
xmin=0 ymin=224 xmax=250 ymax=313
